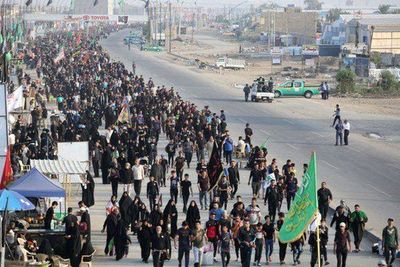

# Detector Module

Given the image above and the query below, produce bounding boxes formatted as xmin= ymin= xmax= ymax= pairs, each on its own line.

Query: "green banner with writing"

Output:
xmin=278 ymin=152 xmax=318 ymax=243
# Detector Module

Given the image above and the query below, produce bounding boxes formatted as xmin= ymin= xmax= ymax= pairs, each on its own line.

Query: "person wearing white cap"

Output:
xmin=333 ymin=222 xmax=351 ymax=267
xmin=378 ymin=259 xmax=387 ymax=266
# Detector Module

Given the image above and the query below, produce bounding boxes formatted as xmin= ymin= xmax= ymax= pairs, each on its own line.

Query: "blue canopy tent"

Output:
xmin=7 ymin=167 xmax=66 ymax=198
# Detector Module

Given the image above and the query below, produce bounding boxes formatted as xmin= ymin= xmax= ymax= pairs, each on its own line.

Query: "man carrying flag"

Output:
xmin=278 ymin=152 xmax=320 ymax=265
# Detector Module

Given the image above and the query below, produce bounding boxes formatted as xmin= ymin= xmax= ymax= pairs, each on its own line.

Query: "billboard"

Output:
xmin=302 ymin=45 xmax=319 ymax=56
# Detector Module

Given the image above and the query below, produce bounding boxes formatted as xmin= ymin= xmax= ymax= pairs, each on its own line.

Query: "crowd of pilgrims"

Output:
xmin=6 ymin=25 xmax=378 ymax=267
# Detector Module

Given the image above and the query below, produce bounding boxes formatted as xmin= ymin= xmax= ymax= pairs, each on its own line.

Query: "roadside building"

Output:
xmin=257 ymin=7 xmax=318 ymax=45
xmin=322 ymin=14 xmax=400 ymax=54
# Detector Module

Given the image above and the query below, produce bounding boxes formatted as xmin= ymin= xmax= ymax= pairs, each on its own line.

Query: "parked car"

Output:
xmin=143 ymin=46 xmax=163 ymax=52
xmin=274 ymin=80 xmax=320 ymax=98
xmin=215 ymin=57 xmax=245 ymax=69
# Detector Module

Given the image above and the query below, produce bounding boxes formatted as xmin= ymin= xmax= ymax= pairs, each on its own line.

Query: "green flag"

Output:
xmin=278 ymin=152 xmax=318 ymax=243
xmin=5 ymin=51 xmax=12 ymax=61
xmin=0 ymin=33 xmax=3 ymax=45
xmin=260 ymin=137 xmax=269 ymax=149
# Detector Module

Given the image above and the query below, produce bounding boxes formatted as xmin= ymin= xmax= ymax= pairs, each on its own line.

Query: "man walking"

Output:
xmin=223 ymin=133 xmax=234 ymax=164
xmin=349 ymin=204 xmax=368 ymax=252
xmin=248 ymin=163 xmax=263 ymax=198
xmin=335 ymin=120 xmax=344 ymax=146
xmin=264 ymin=179 xmax=279 ymax=223
xmin=151 ymin=225 xmax=169 ymax=267
xmin=228 ymin=160 xmax=240 ymax=199
xmin=332 ymin=104 xmax=341 ymax=127
xmin=334 ymin=222 xmax=351 ymax=267
xmin=121 ymin=163 xmax=134 ymax=196
xmin=197 ymin=170 xmax=210 ymax=210
xmin=243 ymin=84 xmax=250 ymax=102
xmin=343 ymin=119 xmax=350 ymax=145
xmin=382 ymin=218 xmax=398 ymax=267
xmin=317 ymin=182 xmax=333 ymax=220
xmin=147 ymin=176 xmax=159 ymax=211
xmin=132 ymin=158 xmax=145 ymax=196
xmin=175 ymin=221 xmax=192 ymax=267
xmin=238 ymin=219 xmax=255 ymax=267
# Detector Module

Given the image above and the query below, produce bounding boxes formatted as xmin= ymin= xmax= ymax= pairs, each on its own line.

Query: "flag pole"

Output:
xmin=316 ymin=214 xmax=321 ymax=267
xmin=314 ymin=152 xmax=321 ymax=267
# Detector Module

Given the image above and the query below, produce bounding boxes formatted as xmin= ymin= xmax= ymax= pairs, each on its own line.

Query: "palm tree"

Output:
xmin=377 ymin=4 xmax=390 ymax=14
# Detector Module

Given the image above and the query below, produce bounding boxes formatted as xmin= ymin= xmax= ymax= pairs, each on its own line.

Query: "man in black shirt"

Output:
xmin=180 ymin=174 xmax=193 ymax=213
xmin=62 ymin=207 xmax=78 ymax=236
xmin=228 ymin=160 xmax=240 ymax=199
xmin=237 ymin=219 xmax=255 ymax=267
xmin=263 ymin=215 xmax=275 ymax=264
xmin=151 ymin=225 xmax=169 ymax=267
xmin=244 ymin=123 xmax=253 ymax=145
xmin=174 ymin=221 xmax=192 ymax=267
xmin=277 ymin=212 xmax=287 ymax=265
xmin=248 ymin=163 xmax=263 ymax=198
xmin=264 ymin=179 xmax=279 ymax=223
xmin=147 ymin=176 xmax=159 ymax=211
xmin=44 ymin=201 xmax=58 ymax=229
xmin=317 ymin=182 xmax=333 ymax=220
xmin=331 ymin=205 xmax=349 ymax=231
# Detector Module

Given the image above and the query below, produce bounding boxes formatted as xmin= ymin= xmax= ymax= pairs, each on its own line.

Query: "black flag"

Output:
xmin=25 ymin=0 xmax=33 ymax=6
xmin=145 ymin=0 xmax=150 ymax=8
xmin=207 ymin=142 xmax=223 ymax=192
xmin=47 ymin=0 xmax=52 ymax=6
xmin=93 ymin=0 xmax=98 ymax=6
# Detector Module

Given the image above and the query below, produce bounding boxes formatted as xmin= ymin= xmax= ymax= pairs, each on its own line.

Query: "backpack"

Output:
xmin=206 ymin=224 xmax=217 ymax=239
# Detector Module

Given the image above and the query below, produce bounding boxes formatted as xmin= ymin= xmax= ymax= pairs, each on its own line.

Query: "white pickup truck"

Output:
xmin=216 ymin=57 xmax=246 ymax=69
xmin=250 ymin=83 xmax=274 ymax=103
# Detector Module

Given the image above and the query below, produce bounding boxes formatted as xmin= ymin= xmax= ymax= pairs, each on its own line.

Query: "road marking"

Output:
xmin=284 ymin=119 xmax=295 ymax=125
xmin=387 ymin=163 xmax=400 ymax=171
xmin=286 ymin=143 xmax=298 ymax=150
xmin=367 ymin=183 xmax=391 ymax=198
xmin=320 ymin=160 xmax=339 ymax=170
xmin=348 ymin=147 xmax=361 ymax=153
xmin=311 ymin=131 xmax=324 ymax=138
xmin=237 ymin=118 xmax=247 ymax=123
xmin=259 ymin=129 xmax=271 ymax=136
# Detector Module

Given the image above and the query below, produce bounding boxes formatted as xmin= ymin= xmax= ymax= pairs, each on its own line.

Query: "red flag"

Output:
xmin=1 ymin=147 xmax=13 ymax=189
xmin=207 ymin=142 xmax=224 ymax=192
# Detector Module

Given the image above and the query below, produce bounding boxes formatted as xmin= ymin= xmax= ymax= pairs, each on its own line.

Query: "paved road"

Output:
xmin=85 ymin=30 xmax=400 ymax=267
xmin=101 ymin=29 xmax=400 ymax=238
xmin=89 ymin=136 xmax=383 ymax=267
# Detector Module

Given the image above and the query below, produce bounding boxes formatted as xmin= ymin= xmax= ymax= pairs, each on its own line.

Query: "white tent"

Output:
xmin=29 ymin=159 xmax=89 ymax=208
xmin=30 ymin=159 xmax=87 ymax=175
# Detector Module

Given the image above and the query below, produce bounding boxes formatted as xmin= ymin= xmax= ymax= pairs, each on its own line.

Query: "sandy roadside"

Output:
xmin=153 ymin=32 xmax=400 ymax=118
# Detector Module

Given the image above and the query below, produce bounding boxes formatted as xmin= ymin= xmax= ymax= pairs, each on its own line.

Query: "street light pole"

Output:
xmin=168 ymin=1 xmax=171 ymax=53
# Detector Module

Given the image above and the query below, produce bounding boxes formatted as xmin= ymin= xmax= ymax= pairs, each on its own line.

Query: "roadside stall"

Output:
xmin=7 ymin=168 xmax=67 ymax=259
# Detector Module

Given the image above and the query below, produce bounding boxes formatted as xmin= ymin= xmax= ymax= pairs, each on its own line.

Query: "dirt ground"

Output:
xmin=158 ymin=31 xmax=400 ymax=118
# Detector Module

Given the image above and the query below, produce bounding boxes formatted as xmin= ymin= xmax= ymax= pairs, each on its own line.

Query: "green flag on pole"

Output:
xmin=278 ymin=152 xmax=318 ymax=243
xmin=260 ymin=137 xmax=269 ymax=150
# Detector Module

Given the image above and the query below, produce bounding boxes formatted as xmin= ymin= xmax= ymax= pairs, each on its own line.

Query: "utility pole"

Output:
xmin=159 ymin=1 xmax=162 ymax=46
xmin=153 ymin=2 xmax=157 ymax=45
xmin=168 ymin=1 xmax=172 ymax=53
